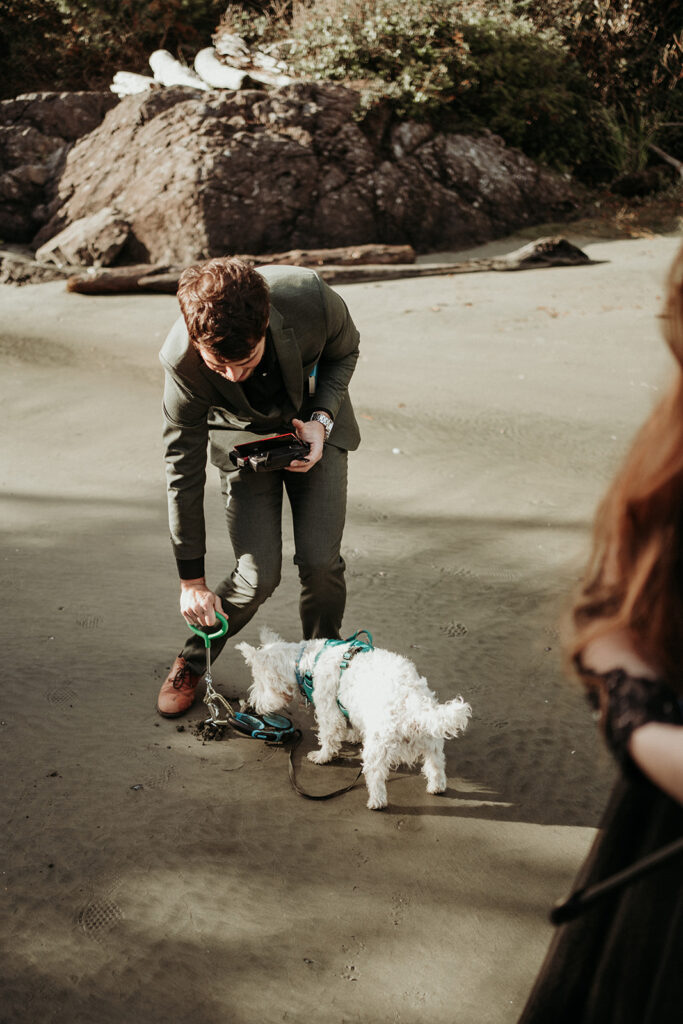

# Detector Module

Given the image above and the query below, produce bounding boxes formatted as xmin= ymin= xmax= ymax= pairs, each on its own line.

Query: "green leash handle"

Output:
xmin=188 ymin=611 xmax=229 ymax=647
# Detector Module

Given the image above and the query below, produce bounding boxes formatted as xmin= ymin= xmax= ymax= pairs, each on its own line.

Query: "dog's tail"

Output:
xmin=410 ymin=696 xmax=471 ymax=738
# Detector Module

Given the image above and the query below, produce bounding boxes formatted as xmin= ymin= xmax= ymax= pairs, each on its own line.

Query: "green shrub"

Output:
xmin=276 ymin=0 xmax=680 ymax=181
xmin=512 ymin=0 xmax=683 ymax=178
xmin=284 ymin=0 xmax=474 ymax=116
xmin=0 ymin=0 xmax=678 ymax=187
xmin=451 ymin=16 xmax=594 ymax=172
xmin=279 ymin=1 xmax=597 ymax=172
xmin=515 ymin=0 xmax=682 ymax=107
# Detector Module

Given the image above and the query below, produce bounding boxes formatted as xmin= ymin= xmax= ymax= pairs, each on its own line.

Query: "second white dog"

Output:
xmin=236 ymin=627 xmax=472 ymax=809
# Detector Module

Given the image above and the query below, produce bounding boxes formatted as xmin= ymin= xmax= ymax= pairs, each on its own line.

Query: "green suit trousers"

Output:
xmin=181 ymin=445 xmax=348 ymax=672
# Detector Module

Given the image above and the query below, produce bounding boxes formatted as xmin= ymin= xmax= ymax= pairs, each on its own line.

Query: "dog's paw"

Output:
xmin=426 ymin=780 xmax=447 ymax=795
xmin=307 ymin=749 xmax=331 ymax=765
xmin=366 ymin=796 xmax=387 ymax=811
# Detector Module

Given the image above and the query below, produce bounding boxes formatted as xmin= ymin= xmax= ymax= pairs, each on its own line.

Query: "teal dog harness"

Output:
xmin=295 ymin=630 xmax=374 ymax=719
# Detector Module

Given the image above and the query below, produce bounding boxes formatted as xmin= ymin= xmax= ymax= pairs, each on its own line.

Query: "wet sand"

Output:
xmin=2 ymin=229 xmax=680 ymax=1023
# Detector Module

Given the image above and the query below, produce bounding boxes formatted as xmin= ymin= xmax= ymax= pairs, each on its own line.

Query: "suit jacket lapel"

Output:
xmin=269 ymin=305 xmax=303 ymax=411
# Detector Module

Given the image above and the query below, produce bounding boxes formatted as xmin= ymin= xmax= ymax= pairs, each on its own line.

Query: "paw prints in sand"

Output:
xmin=352 ymin=845 xmax=369 ymax=866
xmin=76 ymin=615 xmax=102 ymax=630
xmin=394 ymin=816 xmax=424 ymax=835
xmin=123 ymin=745 xmax=178 ymax=791
xmin=440 ymin=621 xmax=468 ymax=638
xmin=129 ymin=763 xmax=177 ymax=791
xmin=340 ymin=937 xmax=366 ymax=981
xmin=391 ymin=892 xmax=411 ymax=926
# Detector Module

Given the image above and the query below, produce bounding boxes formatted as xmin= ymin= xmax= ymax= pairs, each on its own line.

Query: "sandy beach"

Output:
xmin=2 ymin=227 xmax=681 ymax=1023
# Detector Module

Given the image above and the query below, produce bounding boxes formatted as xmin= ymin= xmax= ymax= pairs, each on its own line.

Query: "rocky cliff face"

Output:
xmin=0 ymin=91 xmax=117 ymax=243
xmin=2 ymin=82 xmax=578 ymax=265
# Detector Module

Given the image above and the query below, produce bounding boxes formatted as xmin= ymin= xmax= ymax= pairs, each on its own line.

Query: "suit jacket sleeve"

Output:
xmin=306 ymin=277 xmax=360 ymax=420
xmin=162 ymin=369 xmax=210 ymax=562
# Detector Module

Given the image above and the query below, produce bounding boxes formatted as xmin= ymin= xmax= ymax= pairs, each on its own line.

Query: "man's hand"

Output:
xmin=287 ymin=417 xmax=325 ymax=472
xmin=179 ymin=578 xmax=224 ymax=627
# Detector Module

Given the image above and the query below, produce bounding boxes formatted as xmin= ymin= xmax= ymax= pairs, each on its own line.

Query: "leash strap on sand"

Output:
xmin=285 ymin=730 xmax=363 ymax=800
xmin=550 ymin=835 xmax=683 ymax=924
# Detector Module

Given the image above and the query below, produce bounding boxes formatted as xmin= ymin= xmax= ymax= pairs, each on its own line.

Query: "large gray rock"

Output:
xmin=34 ymin=82 xmax=578 ymax=262
xmin=35 ymin=206 xmax=130 ymax=266
xmin=0 ymin=91 xmax=117 ymax=242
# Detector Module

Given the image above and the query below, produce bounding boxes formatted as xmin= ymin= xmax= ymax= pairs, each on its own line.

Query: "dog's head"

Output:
xmin=235 ymin=626 xmax=298 ymax=714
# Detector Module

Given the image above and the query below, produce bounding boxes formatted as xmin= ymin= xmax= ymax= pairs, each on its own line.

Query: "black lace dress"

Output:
xmin=517 ymin=666 xmax=683 ymax=1024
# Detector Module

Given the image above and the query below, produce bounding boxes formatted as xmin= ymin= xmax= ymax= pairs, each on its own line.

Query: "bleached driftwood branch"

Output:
xmin=194 ymin=48 xmax=250 ymax=90
xmin=110 ymin=34 xmax=295 ymax=97
xmin=149 ymin=50 xmax=210 ymax=91
xmin=209 ymin=31 xmax=293 ymax=87
xmin=110 ymin=71 xmax=157 ymax=97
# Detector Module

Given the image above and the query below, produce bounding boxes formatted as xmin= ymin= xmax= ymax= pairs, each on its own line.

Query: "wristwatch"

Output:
xmin=310 ymin=411 xmax=334 ymax=440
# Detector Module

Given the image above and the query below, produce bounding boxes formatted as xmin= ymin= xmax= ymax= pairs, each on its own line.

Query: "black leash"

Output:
xmin=193 ymin=618 xmax=364 ymax=799
xmin=284 ymin=729 xmax=364 ymax=800
xmin=551 ymin=835 xmax=683 ymax=924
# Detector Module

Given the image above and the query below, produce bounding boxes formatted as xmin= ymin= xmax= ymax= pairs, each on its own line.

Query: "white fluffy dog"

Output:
xmin=236 ymin=627 xmax=471 ymax=810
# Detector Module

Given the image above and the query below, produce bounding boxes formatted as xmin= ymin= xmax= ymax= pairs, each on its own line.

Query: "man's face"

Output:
xmin=198 ymin=335 xmax=266 ymax=383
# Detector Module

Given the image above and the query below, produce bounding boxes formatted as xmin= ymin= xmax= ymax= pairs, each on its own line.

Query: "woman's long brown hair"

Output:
xmin=570 ymin=242 xmax=683 ymax=692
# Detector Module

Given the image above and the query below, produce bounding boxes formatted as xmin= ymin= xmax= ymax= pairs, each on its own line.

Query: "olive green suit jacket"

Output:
xmin=160 ymin=265 xmax=361 ymax=561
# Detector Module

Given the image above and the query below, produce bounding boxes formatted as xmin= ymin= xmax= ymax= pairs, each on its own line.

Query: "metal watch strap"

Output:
xmin=310 ymin=411 xmax=333 ymax=440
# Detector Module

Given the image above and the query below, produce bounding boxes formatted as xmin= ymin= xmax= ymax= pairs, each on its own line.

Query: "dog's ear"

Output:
xmin=259 ymin=625 xmax=281 ymax=645
xmin=235 ymin=641 xmax=256 ymax=664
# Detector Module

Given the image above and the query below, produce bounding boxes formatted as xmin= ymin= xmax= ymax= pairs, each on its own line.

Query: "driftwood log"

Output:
xmin=65 ymin=263 xmax=176 ymax=294
xmin=62 ymin=237 xmax=597 ymax=294
xmin=246 ymin=244 xmax=417 ymax=267
xmin=318 ymin=236 xmax=601 ymax=285
xmin=65 ymin=244 xmax=416 ymax=294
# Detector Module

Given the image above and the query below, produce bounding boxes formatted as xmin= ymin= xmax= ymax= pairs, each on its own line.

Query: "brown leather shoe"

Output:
xmin=157 ymin=655 xmax=201 ymax=717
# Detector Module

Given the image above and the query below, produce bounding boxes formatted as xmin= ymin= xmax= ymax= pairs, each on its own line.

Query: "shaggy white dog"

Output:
xmin=236 ymin=627 xmax=472 ymax=810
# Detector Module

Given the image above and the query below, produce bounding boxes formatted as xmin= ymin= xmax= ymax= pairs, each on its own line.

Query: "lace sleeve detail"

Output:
xmin=583 ymin=665 xmax=683 ymax=769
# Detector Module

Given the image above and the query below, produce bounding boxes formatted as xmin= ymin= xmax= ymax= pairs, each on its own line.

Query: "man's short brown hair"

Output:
xmin=177 ymin=257 xmax=270 ymax=361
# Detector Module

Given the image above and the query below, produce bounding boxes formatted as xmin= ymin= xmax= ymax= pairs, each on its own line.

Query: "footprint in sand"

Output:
xmin=143 ymin=763 xmax=177 ymax=789
xmin=77 ymin=874 xmax=125 ymax=942
xmin=46 ymin=685 xmax=78 ymax=706
xmin=77 ymin=896 xmax=124 ymax=941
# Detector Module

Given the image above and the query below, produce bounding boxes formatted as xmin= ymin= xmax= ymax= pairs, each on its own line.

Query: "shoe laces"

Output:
xmin=171 ymin=660 xmax=195 ymax=690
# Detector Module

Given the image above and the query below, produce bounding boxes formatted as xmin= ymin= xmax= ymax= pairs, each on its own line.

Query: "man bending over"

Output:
xmin=157 ymin=257 xmax=361 ymax=717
